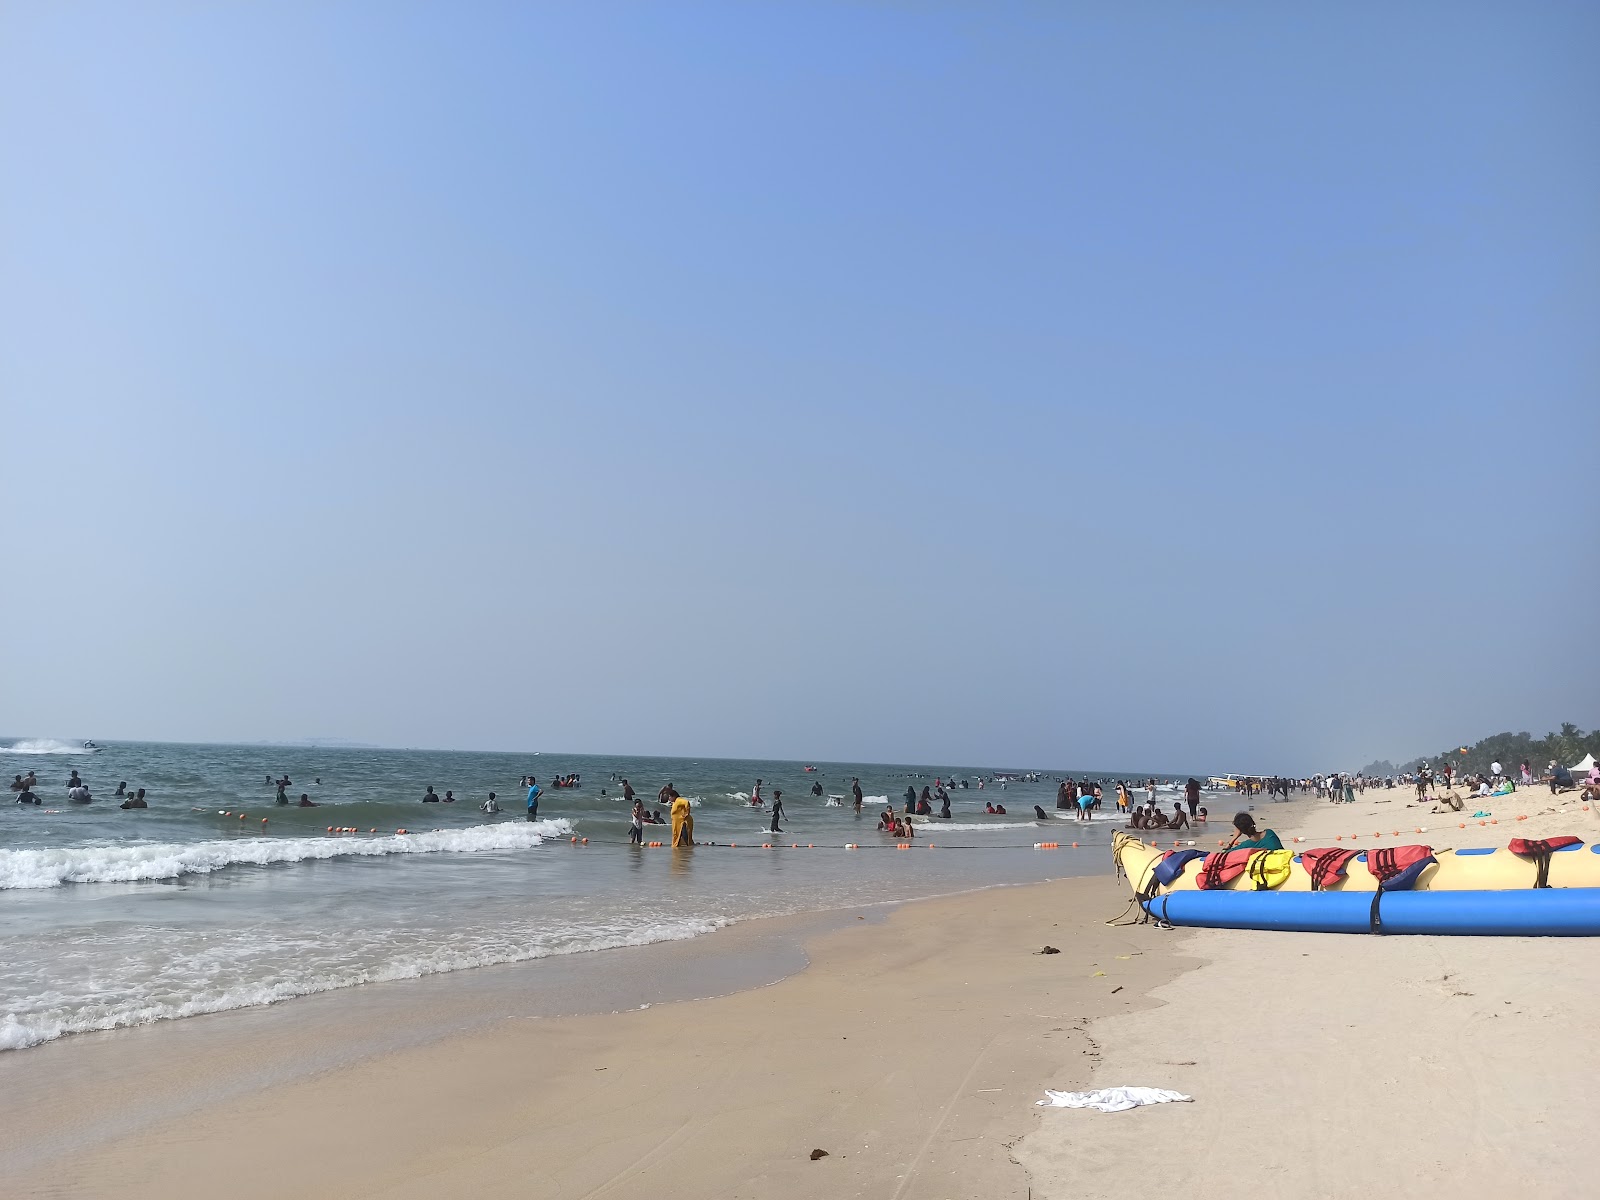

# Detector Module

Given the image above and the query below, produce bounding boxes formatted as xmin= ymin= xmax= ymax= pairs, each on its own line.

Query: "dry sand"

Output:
xmin=4 ymin=873 xmax=1176 ymax=1199
xmin=1021 ymin=784 xmax=1600 ymax=1200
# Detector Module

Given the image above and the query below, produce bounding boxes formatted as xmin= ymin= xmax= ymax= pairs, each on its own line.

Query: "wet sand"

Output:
xmin=4 ymin=871 xmax=1178 ymax=1199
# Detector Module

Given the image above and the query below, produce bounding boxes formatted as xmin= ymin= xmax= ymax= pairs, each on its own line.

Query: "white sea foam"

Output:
xmin=0 ymin=912 xmax=723 ymax=1051
xmin=910 ymin=821 xmax=1040 ymax=831
xmin=0 ymin=820 xmax=574 ymax=890
xmin=1 ymin=738 xmax=95 ymax=755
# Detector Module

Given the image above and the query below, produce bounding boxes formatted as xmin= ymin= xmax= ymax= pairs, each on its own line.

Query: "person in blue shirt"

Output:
xmin=525 ymin=778 xmax=542 ymax=821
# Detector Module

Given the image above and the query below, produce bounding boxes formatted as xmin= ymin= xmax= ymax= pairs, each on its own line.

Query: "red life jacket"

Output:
xmin=1301 ymin=847 xmax=1360 ymax=891
xmin=1508 ymin=836 xmax=1582 ymax=856
xmin=1195 ymin=849 xmax=1255 ymax=890
xmin=1508 ymin=836 xmax=1583 ymax=888
xmin=1366 ymin=845 xmax=1435 ymax=890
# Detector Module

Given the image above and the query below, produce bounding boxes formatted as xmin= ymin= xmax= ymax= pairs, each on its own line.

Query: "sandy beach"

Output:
xmin=1023 ymin=782 xmax=1600 ymax=1200
xmin=3 ymin=871 xmax=1174 ymax=1199
xmin=8 ymin=783 xmax=1598 ymax=1199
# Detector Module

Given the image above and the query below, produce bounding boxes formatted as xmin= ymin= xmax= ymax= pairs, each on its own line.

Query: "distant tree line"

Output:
xmin=1360 ymin=723 xmax=1600 ymax=779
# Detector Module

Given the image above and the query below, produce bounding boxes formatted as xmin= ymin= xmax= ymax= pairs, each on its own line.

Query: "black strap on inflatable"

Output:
xmin=1368 ymin=889 xmax=1384 ymax=935
xmin=1531 ymin=850 xmax=1553 ymax=889
xmin=1155 ymin=894 xmax=1173 ymax=929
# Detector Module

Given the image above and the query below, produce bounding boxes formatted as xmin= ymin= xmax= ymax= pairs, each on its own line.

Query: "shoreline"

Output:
xmin=3 ymin=869 xmax=1181 ymax=1199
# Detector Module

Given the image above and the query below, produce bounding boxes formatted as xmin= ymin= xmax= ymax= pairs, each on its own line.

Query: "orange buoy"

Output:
xmin=261 ymin=818 xmax=268 ymax=824
xmin=1071 ymin=841 xmax=1079 ymax=848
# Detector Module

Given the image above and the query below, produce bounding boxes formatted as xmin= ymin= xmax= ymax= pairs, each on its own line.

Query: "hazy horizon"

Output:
xmin=5 ymin=4 xmax=1596 ymax=772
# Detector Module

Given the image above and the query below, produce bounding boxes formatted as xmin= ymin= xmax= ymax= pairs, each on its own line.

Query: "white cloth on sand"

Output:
xmin=1037 ymin=1087 xmax=1192 ymax=1112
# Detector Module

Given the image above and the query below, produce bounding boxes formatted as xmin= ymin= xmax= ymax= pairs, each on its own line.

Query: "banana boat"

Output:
xmin=1112 ymin=831 xmax=1600 ymax=935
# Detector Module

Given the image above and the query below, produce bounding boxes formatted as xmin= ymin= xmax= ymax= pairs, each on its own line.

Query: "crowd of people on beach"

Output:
xmin=24 ymin=760 xmax=1594 ymax=848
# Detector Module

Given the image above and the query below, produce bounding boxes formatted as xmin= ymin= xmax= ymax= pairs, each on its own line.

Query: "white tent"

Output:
xmin=1571 ymin=753 xmax=1596 ymax=776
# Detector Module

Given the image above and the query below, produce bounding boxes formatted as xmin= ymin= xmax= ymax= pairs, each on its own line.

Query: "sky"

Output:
xmin=2 ymin=2 xmax=1596 ymax=773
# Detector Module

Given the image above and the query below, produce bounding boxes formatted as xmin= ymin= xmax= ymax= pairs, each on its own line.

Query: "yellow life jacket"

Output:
xmin=1247 ymin=849 xmax=1293 ymax=890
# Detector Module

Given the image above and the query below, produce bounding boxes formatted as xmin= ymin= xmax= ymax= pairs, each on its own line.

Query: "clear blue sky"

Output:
xmin=3 ymin=3 xmax=1596 ymax=771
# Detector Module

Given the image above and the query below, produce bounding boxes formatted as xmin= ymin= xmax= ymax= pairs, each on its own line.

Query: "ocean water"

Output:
xmin=1 ymin=739 xmax=1177 ymax=1052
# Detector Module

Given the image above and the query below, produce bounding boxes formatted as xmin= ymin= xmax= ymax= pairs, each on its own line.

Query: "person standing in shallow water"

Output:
xmin=670 ymin=789 xmax=694 ymax=846
xmin=1184 ymin=778 xmax=1200 ymax=819
xmin=851 ymin=777 xmax=863 ymax=815
xmin=525 ymin=778 xmax=541 ymax=821
xmin=769 ymin=789 xmax=785 ymax=833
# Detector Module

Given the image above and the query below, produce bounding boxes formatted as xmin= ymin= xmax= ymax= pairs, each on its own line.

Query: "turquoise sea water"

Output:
xmin=1 ymin=739 xmax=1188 ymax=1051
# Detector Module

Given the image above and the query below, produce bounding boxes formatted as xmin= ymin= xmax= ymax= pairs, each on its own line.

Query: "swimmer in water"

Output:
xmin=422 ymin=786 xmax=440 ymax=803
xmin=481 ymin=792 xmax=500 ymax=814
xmin=443 ymin=790 xmax=456 ymax=803
xmin=298 ymin=793 xmax=319 ymax=807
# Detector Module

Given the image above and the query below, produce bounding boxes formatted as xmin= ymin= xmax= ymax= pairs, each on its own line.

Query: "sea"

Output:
xmin=0 ymin=738 xmax=1192 ymax=1053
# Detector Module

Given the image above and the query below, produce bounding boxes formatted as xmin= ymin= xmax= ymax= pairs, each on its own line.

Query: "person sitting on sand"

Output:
xmin=1226 ymin=812 xmax=1283 ymax=851
xmin=297 ymin=793 xmax=319 ymax=807
xmin=1196 ymin=806 xmax=1208 ymax=823
xmin=1169 ymin=803 xmax=1189 ymax=830
xmin=1431 ymin=790 xmax=1464 ymax=813
xmin=1146 ymin=805 xmax=1171 ymax=829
